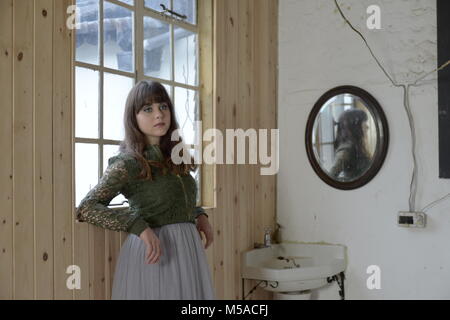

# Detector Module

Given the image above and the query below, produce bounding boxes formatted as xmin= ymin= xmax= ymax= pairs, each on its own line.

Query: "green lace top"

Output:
xmin=75 ymin=144 xmax=207 ymax=236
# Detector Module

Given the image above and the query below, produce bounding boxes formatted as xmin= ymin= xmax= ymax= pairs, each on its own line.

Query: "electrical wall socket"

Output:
xmin=398 ymin=211 xmax=426 ymax=228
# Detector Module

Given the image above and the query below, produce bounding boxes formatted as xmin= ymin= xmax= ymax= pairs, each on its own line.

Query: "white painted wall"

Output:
xmin=278 ymin=0 xmax=450 ymax=299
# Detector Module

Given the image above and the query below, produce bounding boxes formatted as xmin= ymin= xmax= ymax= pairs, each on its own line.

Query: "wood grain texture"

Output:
xmin=0 ymin=0 xmax=14 ymax=300
xmin=212 ymin=0 xmax=278 ymax=299
xmin=198 ymin=0 xmax=215 ymax=276
xmin=237 ymin=0 xmax=255 ymax=300
xmin=53 ymin=0 xmax=73 ymax=299
xmin=213 ymin=0 xmax=226 ymax=298
xmin=0 ymin=0 xmax=277 ymax=300
xmin=35 ymin=0 xmax=55 ymax=299
xmin=14 ymin=0 xmax=35 ymax=299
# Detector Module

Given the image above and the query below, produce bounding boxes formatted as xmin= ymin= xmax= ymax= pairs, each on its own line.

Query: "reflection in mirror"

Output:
xmin=312 ymin=94 xmax=377 ymax=182
xmin=306 ymin=86 xmax=389 ymax=190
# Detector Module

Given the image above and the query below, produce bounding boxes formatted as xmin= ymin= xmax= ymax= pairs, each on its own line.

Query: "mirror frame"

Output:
xmin=305 ymin=86 xmax=389 ymax=190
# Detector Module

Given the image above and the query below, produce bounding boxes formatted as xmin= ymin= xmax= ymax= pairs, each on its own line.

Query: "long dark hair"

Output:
xmin=334 ymin=109 xmax=370 ymax=163
xmin=118 ymin=80 xmax=196 ymax=180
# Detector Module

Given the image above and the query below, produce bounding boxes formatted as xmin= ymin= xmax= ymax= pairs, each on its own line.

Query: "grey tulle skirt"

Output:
xmin=111 ymin=222 xmax=216 ymax=300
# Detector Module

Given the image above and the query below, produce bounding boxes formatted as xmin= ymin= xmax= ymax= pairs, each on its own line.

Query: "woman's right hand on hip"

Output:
xmin=139 ymin=227 xmax=161 ymax=264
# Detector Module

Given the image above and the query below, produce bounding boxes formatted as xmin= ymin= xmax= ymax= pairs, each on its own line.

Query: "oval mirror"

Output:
xmin=305 ymin=86 xmax=389 ymax=190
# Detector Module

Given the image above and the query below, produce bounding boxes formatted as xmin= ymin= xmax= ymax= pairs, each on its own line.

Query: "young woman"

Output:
xmin=75 ymin=80 xmax=215 ymax=299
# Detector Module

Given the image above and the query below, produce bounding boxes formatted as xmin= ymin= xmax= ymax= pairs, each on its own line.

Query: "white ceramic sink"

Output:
xmin=241 ymin=243 xmax=346 ymax=292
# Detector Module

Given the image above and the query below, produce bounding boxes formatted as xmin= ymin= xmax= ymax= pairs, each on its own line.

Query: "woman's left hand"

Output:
xmin=196 ymin=214 xmax=213 ymax=249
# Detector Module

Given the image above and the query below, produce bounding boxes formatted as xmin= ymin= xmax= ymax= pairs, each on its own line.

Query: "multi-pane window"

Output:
xmin=74 ymin=0 xmax=201 ymax=208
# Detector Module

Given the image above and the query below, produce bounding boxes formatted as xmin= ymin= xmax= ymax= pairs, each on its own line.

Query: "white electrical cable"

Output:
xmin=421 ymin=193 xmax=450 ymax=212
xmin=334 ymin=0 xmax=450 ymax=213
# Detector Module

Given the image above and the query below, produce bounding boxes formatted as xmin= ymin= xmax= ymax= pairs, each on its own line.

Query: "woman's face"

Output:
xmin=136 ymin=101 xmax=171 ymax=145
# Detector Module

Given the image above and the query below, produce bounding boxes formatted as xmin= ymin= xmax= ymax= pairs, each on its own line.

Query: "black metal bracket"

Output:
xmin=241 ymin=278 xmax=279 ymax=300
xmin=159 ymin=4 xmax=187 ymax=20
xmin=326 ymin=271 xmax=346 ymax=300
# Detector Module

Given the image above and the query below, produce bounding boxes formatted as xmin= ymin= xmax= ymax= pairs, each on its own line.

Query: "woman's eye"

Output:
xmin=144 ymin=106 xmax=152 ymax=112
xmin=160 ymin=104 xmax=168 ymax=110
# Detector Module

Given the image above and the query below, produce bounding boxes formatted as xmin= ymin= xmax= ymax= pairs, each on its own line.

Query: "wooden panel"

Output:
xmin=89 ymin=226 xmax=95 ymax=298
xmin=73 ymin=197 xmax=90 ymax=297
xmin=92 ymin=227 xmax=106 ymax=299
xmin=252 ymin=0 xmax=266 ymax=300
xmin=212 ymin=0 xmax=278 ymax=300
xmin=199 ymin=0 xmax=216 ymax=210
xmin=212 ymin=0 xmax=224 ymax=298
xmin=198 ymin=0 xmax=216 ymax=285
xmin=105 ymin=230 xmax=121 ymax=299
xmin=14 ymin=0 xmax=35 ymax=300
xmin=237 ymin=0 xmax=255 ymax=300
xmin=0 ymin=0 xmax=14 ymax=300
xmin=252 ymin=0 xmax=262 ymax=251
xmin=253 ymin=0 xmax=277 ymax=299
xmin=269 ymin=0 xmax=278 ymax=237
xmin=34 ymin=0 xmax=55 ymax=299
xmin=73 ymin=220 xmax=90 ymax=299
xmin=258 ymin=0 xmax=277 ymax=299
xmin=53 ymin=0 xmax=74 ymax=299
xmin=224 ymin=0 xmax=238 ymax=300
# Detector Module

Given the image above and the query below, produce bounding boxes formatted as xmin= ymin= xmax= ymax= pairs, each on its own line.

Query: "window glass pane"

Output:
xmin=144 ymin=0 xmax=169 ymax=12
xmin=117 ymin=0 xmax=134 ymax=6
xmin=104 ymin=1 xmax=134 ymax=72
xmin=188 ymin=150 xmax=200 ymax=204
xmin=75 ymin=143 xmax=99 ymax=207
xmin=194 ymin=168 xmax=200 ymax=204
xmin=76 ymin=0 xmax=99 ymax=65
xmin=104 ymin=73 xmax=134 ymax=141
xmin=163 ymin=84 xmax=172 ymax=100
xmin=174 ymin=26 xmax=198 ymax=86
xmin=144 ymin=16 xmax=171 ymax=80
xmin=103 ymin=144 xmax=128 ymax=206
xmin=103 ymin=144 xmax=121 ymax=170
xmin=76 ymin=67 xmax=99 ymax=139
xmin=174 ymin=87 xmax=198 ymax=146
xmin=174 ymin=0 xmax=196 ymax=25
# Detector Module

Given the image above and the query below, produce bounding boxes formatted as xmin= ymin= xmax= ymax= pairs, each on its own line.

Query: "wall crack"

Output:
xmin=334 ymin=0 xmax=450 ymax=212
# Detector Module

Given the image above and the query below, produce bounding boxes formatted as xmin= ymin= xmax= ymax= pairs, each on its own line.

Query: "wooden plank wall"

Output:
xmin=0 ymin=0 xmax=14 ymax=300
xmin=210 ymin=0 xmax=278 ymax=299
xmin=0 ymin=0 xmax=75 ymax=300
xmin=0 ymin=0 xmax=277 ymax=300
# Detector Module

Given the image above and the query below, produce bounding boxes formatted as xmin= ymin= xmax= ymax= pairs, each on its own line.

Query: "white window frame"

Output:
xmin=74 ymin=0 xmax=203 ymax=208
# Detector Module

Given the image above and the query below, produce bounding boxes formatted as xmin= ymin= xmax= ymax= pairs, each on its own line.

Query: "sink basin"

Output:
xmin=241 ymin=243 xmax=346 ymax=292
